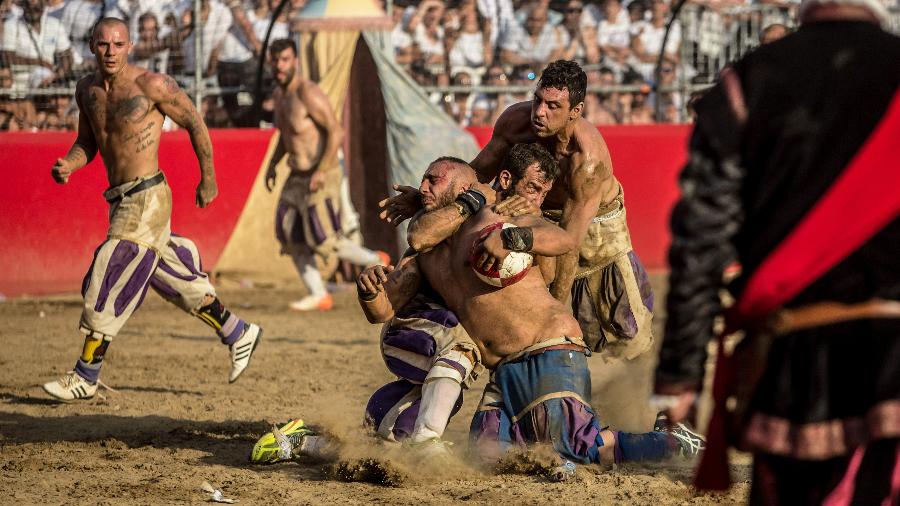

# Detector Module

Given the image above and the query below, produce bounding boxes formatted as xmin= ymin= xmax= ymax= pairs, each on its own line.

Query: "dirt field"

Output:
xmin=0 ymin=277 xmax=749 ymax=505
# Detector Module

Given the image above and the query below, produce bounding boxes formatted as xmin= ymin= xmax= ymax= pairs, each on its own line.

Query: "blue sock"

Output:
xmin=614 ymin=431 xmax=673 ymax=463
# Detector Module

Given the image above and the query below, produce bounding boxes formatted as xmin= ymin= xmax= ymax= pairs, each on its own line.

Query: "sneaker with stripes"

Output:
xmin=653 ymin=412 xmax=706 ymax=457
xmin=229 ymin=323 xmax=262 ymax=383
xmin=669 ymin=422 xmax=706 ymax=457
xmin=42 ymin=371 xmax=98 ymax=401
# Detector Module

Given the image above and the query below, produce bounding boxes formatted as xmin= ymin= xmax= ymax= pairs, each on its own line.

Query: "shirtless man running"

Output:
xmin=383 ymin=60 xmax=653 ymax=359
xmin=42 ymin=18 xmax=262 ymax=401
xmin=360 ymin=154 xmax=698 ymax=469
xmin=265 ymin=38 xmax=387 ymax=312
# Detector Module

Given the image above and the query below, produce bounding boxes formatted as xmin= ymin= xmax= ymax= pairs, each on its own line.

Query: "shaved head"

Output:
xmin=419 ymin=157 xmax=477 ymax=211
xmin=429 ymin=157 xmax=477 ymax=186
xmin=92 ymin=17 xmax=129 ymax=39
xmin=91 ymin=17 xmax=132 ymax=77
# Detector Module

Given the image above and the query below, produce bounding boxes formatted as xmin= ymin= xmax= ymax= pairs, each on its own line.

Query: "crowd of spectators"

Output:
xmin=4 ymin=0 xmax=889 ymax=131
xmin=1 ymin=0 xmax=296 ymax=131
xmin=391 ymin=0 xmax=810 ymax=126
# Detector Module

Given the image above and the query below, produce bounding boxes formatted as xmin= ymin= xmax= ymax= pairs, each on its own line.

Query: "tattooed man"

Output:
xmin=43 ymin=17 xmax=262 ymax=401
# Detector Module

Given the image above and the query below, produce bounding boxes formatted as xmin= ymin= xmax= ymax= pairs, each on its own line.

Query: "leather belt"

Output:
xmin=105 ymin=172 xmax=166 ymax=204
xmin=769 ymin=298 xmax=900 ymax=335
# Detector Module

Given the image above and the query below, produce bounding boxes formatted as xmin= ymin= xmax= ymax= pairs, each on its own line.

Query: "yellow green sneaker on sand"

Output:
xmin=249 ymin=419 xmax=315 ymax=464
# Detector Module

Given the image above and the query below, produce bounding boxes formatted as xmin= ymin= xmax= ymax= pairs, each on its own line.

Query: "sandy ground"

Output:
xmin=0 ymin=276 xmax=750 ymax=505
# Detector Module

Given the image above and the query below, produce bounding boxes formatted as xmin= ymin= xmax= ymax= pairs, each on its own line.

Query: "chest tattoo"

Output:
xmin=110 ymin=95 xmax=151 ymax=123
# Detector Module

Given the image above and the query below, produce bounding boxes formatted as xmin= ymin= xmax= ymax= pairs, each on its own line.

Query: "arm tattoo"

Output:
xmin=163 ymin=75 xmax=179 ymax=95
xmin=501 ymin=226 xmax=534 ymax=252
xmin=396 ymin=268 xmax=421 ymax=299
xmin=64 ymin=143 xmax=90 ymax=164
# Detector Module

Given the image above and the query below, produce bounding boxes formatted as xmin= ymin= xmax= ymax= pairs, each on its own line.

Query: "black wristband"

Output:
xmin=455 ymin=189 xmax=486 ymax=216
xmin=357 ymin=284 xmax=379 ymax=301
xmin=500 ymin=226 xmax=534 ymax=252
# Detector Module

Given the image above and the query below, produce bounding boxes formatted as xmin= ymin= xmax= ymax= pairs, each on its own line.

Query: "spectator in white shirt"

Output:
xmin=1 ymin=0 xmax=73 ymax=91
xmin=59 ymin=0 xmax=104 ymax=69
xmin=390 ymin=1 xmax=415 ymax=65
xmin=109 ymin=0 xmax=177 ymax=42
xmin=559 ymin=0 xmax=599 ymax=63
xmin=44 ymin=0 xmax=65 ymax=20
xmin=249 ymin=0 xmax=288 ymax=42
xmin=468 ymin=94 xmax=493 ymax=127
xmin=630 ymin=0 xmax=680 ymax=80
xmin=627 ymin=0 xmax=646 ymax=23
xmin=514 ymin=0 xmax=561 ymax=25
xmin=475 ymin=0 xmax=514 ymax=48
xmin=597 ymin=0 xmax=631 ymax=64
xmin=181 ymin=0 xmax=233 ymax=77
xmin=132 ymin=11 xmax=172 ymax=73
xmin=411 ymin=0 xmax=447 ymax=84
xmin=448 ymin=6 xmax=492 ymax=72
xmin=218 ymin=0 xmax=264 ymax=126
xmin=414 ymin=1 xmax=446 ymax=65
xmin=500 ymin=4 xmax=567 ymax=69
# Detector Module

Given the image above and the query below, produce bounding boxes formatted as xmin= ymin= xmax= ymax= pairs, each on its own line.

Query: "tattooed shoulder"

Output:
xmin=394 ymin=262 xmax=422 ymax=298
xmin=161 ymin=75 xmax=180 ymax=95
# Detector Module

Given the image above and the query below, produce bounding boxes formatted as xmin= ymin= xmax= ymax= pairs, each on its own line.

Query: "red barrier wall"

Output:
xmin=466 ymin=125 xmax=691 ymax=273
xmin=0 ymin=130 xmax=270 ymax=297
xmin=1 ymin=126 xmax=689 ymax=297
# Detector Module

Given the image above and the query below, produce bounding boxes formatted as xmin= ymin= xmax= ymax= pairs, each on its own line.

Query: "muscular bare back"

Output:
xmin=418 ymin=207 xmax=581 ymax=367
xmin=272 ymin=81 xmax=327 ymax=173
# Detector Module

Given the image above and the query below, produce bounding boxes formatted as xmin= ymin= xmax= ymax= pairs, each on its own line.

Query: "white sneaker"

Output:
xmin=43 ymin=371 xmax=98 ymax=401
xmin=229 ymin=323 xmax=262 ymax=383
xmin=288 ymin=293 xmax=333 ymax=312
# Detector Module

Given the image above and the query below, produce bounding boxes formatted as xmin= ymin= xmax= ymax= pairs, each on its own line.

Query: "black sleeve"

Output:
xmin=655 ymin=79 xmax=747 ymax=393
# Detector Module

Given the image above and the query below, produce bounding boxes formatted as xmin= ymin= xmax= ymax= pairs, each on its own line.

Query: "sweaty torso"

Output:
xmin=498 ymin=102 xmax=620 ymax=211
xmin=273 ymin=82 xmax=325 ymax=173
xmin=78 ymin=67 xmax=165 ymax=186
xmin=418 ymin=208 xmax=582 ymax=368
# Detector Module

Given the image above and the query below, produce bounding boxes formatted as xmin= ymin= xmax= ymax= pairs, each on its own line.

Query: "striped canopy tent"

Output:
xmin=292 ymin=0 xmax=392 ymax=31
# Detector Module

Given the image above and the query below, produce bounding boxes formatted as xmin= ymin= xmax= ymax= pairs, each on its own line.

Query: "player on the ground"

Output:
xmin=265 ymin=38 xmax=387 ymax=312
xmin=382 ymin=60 xmax=653 ymax=360
xmin=358 ymin=157 xmax=486 ymax=453
xmin=42 ymin=17 xmax=262 ymax=401
xmin=360 ymin=155 xmax=702 ymax=470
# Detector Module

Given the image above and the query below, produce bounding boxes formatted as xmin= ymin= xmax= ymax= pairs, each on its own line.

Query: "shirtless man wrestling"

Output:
xmin=384 ymin=60 xmax=654 ymax=359
xmin=42 ymin=18 xmax=262 ymax=401
xmin=359 ymin=150 xmax=699 ymax=469
xmin=265 ymin=38 xmax=387 ymax=312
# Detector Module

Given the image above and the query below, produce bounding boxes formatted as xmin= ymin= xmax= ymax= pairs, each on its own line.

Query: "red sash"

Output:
xmin=696 ymin=88 xmax=900 ymax=491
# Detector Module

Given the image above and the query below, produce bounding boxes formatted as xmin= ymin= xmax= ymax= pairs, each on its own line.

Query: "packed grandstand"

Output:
xmin=1 ymin=0 xmax=897 ymax=131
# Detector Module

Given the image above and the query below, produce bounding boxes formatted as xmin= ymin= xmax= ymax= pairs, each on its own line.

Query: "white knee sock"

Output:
xmin=338 ymin=176 xmax=361 ymax=235
xmin=335 ymin=237 xmax=381 ymax=267
xmin=411 ymin=377 xmax=462 ymax=443
xmin=291 ymin=253 xmax=327 ymax=298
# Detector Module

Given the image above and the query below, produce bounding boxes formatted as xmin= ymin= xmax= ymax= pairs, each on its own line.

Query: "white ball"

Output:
xmin=469 ymin=222 xmax=533 ymax=287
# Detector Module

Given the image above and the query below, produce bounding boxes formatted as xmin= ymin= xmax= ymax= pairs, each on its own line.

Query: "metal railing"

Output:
xmin=1 ymin=2 xmax=898 ymax=131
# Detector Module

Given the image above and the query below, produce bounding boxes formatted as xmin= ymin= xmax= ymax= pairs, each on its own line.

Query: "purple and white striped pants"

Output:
xmin=365 ymin=293 xmax=483 ymax=442
xmin=79 ymin=174 xmax=217 ymax=337
xmin=275 ymin=169 xmax=344 ymax=256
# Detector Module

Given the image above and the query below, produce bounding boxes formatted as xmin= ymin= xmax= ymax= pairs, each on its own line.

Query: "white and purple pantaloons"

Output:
xmin=75 ymin=173 xmax=245 ymax=383
xmin=365 ymin=293 xmax=483 ymax=442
